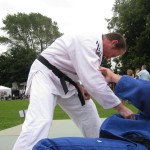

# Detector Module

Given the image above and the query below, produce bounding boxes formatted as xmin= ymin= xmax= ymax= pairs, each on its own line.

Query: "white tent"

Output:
xmin=0 ymin=86 xmax=12 ymax=100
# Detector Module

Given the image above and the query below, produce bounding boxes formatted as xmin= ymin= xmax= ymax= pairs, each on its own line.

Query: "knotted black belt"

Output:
xmin=37 ymin=55 xmax=85 ymax=106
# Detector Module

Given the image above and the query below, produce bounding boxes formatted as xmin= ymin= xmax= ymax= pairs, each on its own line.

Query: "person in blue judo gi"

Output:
xmin=32 ymin=67 xmax=150 ymax=150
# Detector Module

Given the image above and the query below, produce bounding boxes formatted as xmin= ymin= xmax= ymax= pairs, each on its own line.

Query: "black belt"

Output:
xmin=37 ymin=55 xmax=85 ymax=106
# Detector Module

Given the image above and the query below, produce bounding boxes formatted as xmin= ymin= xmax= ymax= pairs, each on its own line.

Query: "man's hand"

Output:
xmin=98 ymin=67 xmax=121 ymax=83
xmin=114 ymin=103 xmax=135 ymax=120
xmin=76 ymin=83 xmax=91 ymax=100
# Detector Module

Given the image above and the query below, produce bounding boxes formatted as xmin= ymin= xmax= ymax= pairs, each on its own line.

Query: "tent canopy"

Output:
xmin=0 ymin=86 xmax=12 ymax=97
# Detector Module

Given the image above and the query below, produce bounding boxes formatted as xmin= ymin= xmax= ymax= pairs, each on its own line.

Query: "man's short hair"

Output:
xmin=105 ymin=33 xmax=126 ymax=50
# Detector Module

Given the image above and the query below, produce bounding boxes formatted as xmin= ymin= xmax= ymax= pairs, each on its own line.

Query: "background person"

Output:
xmin=13 ymin=32 xmax=134 ymax=150
xmin=134 ymin=68 xmax=140 ymax=79
xmin=137 ymin=65 xmax=150 ymax=81
xmin=126 ymin=69 xmax=134 ymax=77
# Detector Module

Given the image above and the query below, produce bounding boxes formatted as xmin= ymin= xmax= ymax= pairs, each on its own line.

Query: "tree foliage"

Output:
xmin=107 ymin=0 xmax=150 ymax=74
xmin=0 ymin=46 xmax=37 ymax=86
xmin=1 ymin=12 xmax=62 ymax=52
xmin=0 ymin=13 xmax=62 ymax=86
xmin=101 ymin=58 xmax=112 ymax=69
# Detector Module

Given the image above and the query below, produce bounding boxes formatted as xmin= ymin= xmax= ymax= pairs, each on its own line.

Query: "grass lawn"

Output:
xmin=0 ymin=99 xmax=138 ymax=131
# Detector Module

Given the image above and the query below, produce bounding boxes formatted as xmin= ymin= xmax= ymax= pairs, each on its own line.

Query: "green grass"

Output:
xmin=0 ymin=99 xmax=138 ymax=131
xmin=0 ymin=100 xmax=28 ymax=131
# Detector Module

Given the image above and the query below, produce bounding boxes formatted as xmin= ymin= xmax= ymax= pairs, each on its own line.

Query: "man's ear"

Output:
xmin=112 ymin=40 xmax=118 ymax=48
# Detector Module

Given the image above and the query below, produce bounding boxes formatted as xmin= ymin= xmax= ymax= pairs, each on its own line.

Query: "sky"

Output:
xmin=0 ymin=0 xmax=115 ymax=53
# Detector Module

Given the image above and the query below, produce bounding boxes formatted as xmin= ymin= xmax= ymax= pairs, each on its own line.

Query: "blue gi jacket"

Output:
xmin=115 ymin=75 xmax=150 ymax=118
xmin=100 ymin=75 xmax=150 ymax=149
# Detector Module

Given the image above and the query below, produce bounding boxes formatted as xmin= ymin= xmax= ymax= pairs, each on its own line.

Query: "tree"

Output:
xmin=0 ymin=12 xmax=62 ymax=53
xmin=112 ymin=57 xmax=122 ymax=74
xmin=107 ymin=0 xmax=150 ymax=74
xmin=0 ymin=13 xmax=62 ymax=86
xmin=101 ymin=57 xmax=112 ymax=69
xmin=0 ymin=46 xmax=37 ymax=86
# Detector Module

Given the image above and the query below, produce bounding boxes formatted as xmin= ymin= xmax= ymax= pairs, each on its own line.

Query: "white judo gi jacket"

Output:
xmin=26 ymin=33 xmax=121 ymax=109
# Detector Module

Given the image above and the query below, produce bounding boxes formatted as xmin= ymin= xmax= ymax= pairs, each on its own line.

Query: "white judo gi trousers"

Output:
xmin=13 ymin=71 xmax=101 ymax=150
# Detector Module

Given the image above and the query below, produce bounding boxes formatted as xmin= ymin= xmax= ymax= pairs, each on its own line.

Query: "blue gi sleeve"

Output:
xmin=115 ymin=75 xmax=150 ymax=118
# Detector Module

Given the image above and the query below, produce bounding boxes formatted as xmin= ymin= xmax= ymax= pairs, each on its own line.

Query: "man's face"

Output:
xmin=103 ymin=39 xmax=124 ymax=59
xmin=103 ymin=48 xmax=123 ymax=60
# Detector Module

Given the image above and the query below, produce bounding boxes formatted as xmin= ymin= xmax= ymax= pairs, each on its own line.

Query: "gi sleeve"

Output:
xmin=115 ymin=75 xmax=150 ymax=117
xmin=68 ymin=34 xmax=121 ymax=109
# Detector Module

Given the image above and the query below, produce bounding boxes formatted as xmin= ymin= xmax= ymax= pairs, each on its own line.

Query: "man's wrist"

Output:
xmin=114 ymin=103 xmax=124 ymax=112
xmin=112 ymin=74 xmax=121 ymax=83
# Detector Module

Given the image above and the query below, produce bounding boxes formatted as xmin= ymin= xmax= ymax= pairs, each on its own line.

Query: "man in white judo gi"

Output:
xmin=13 ymin=32 xmax=134 ymax=150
